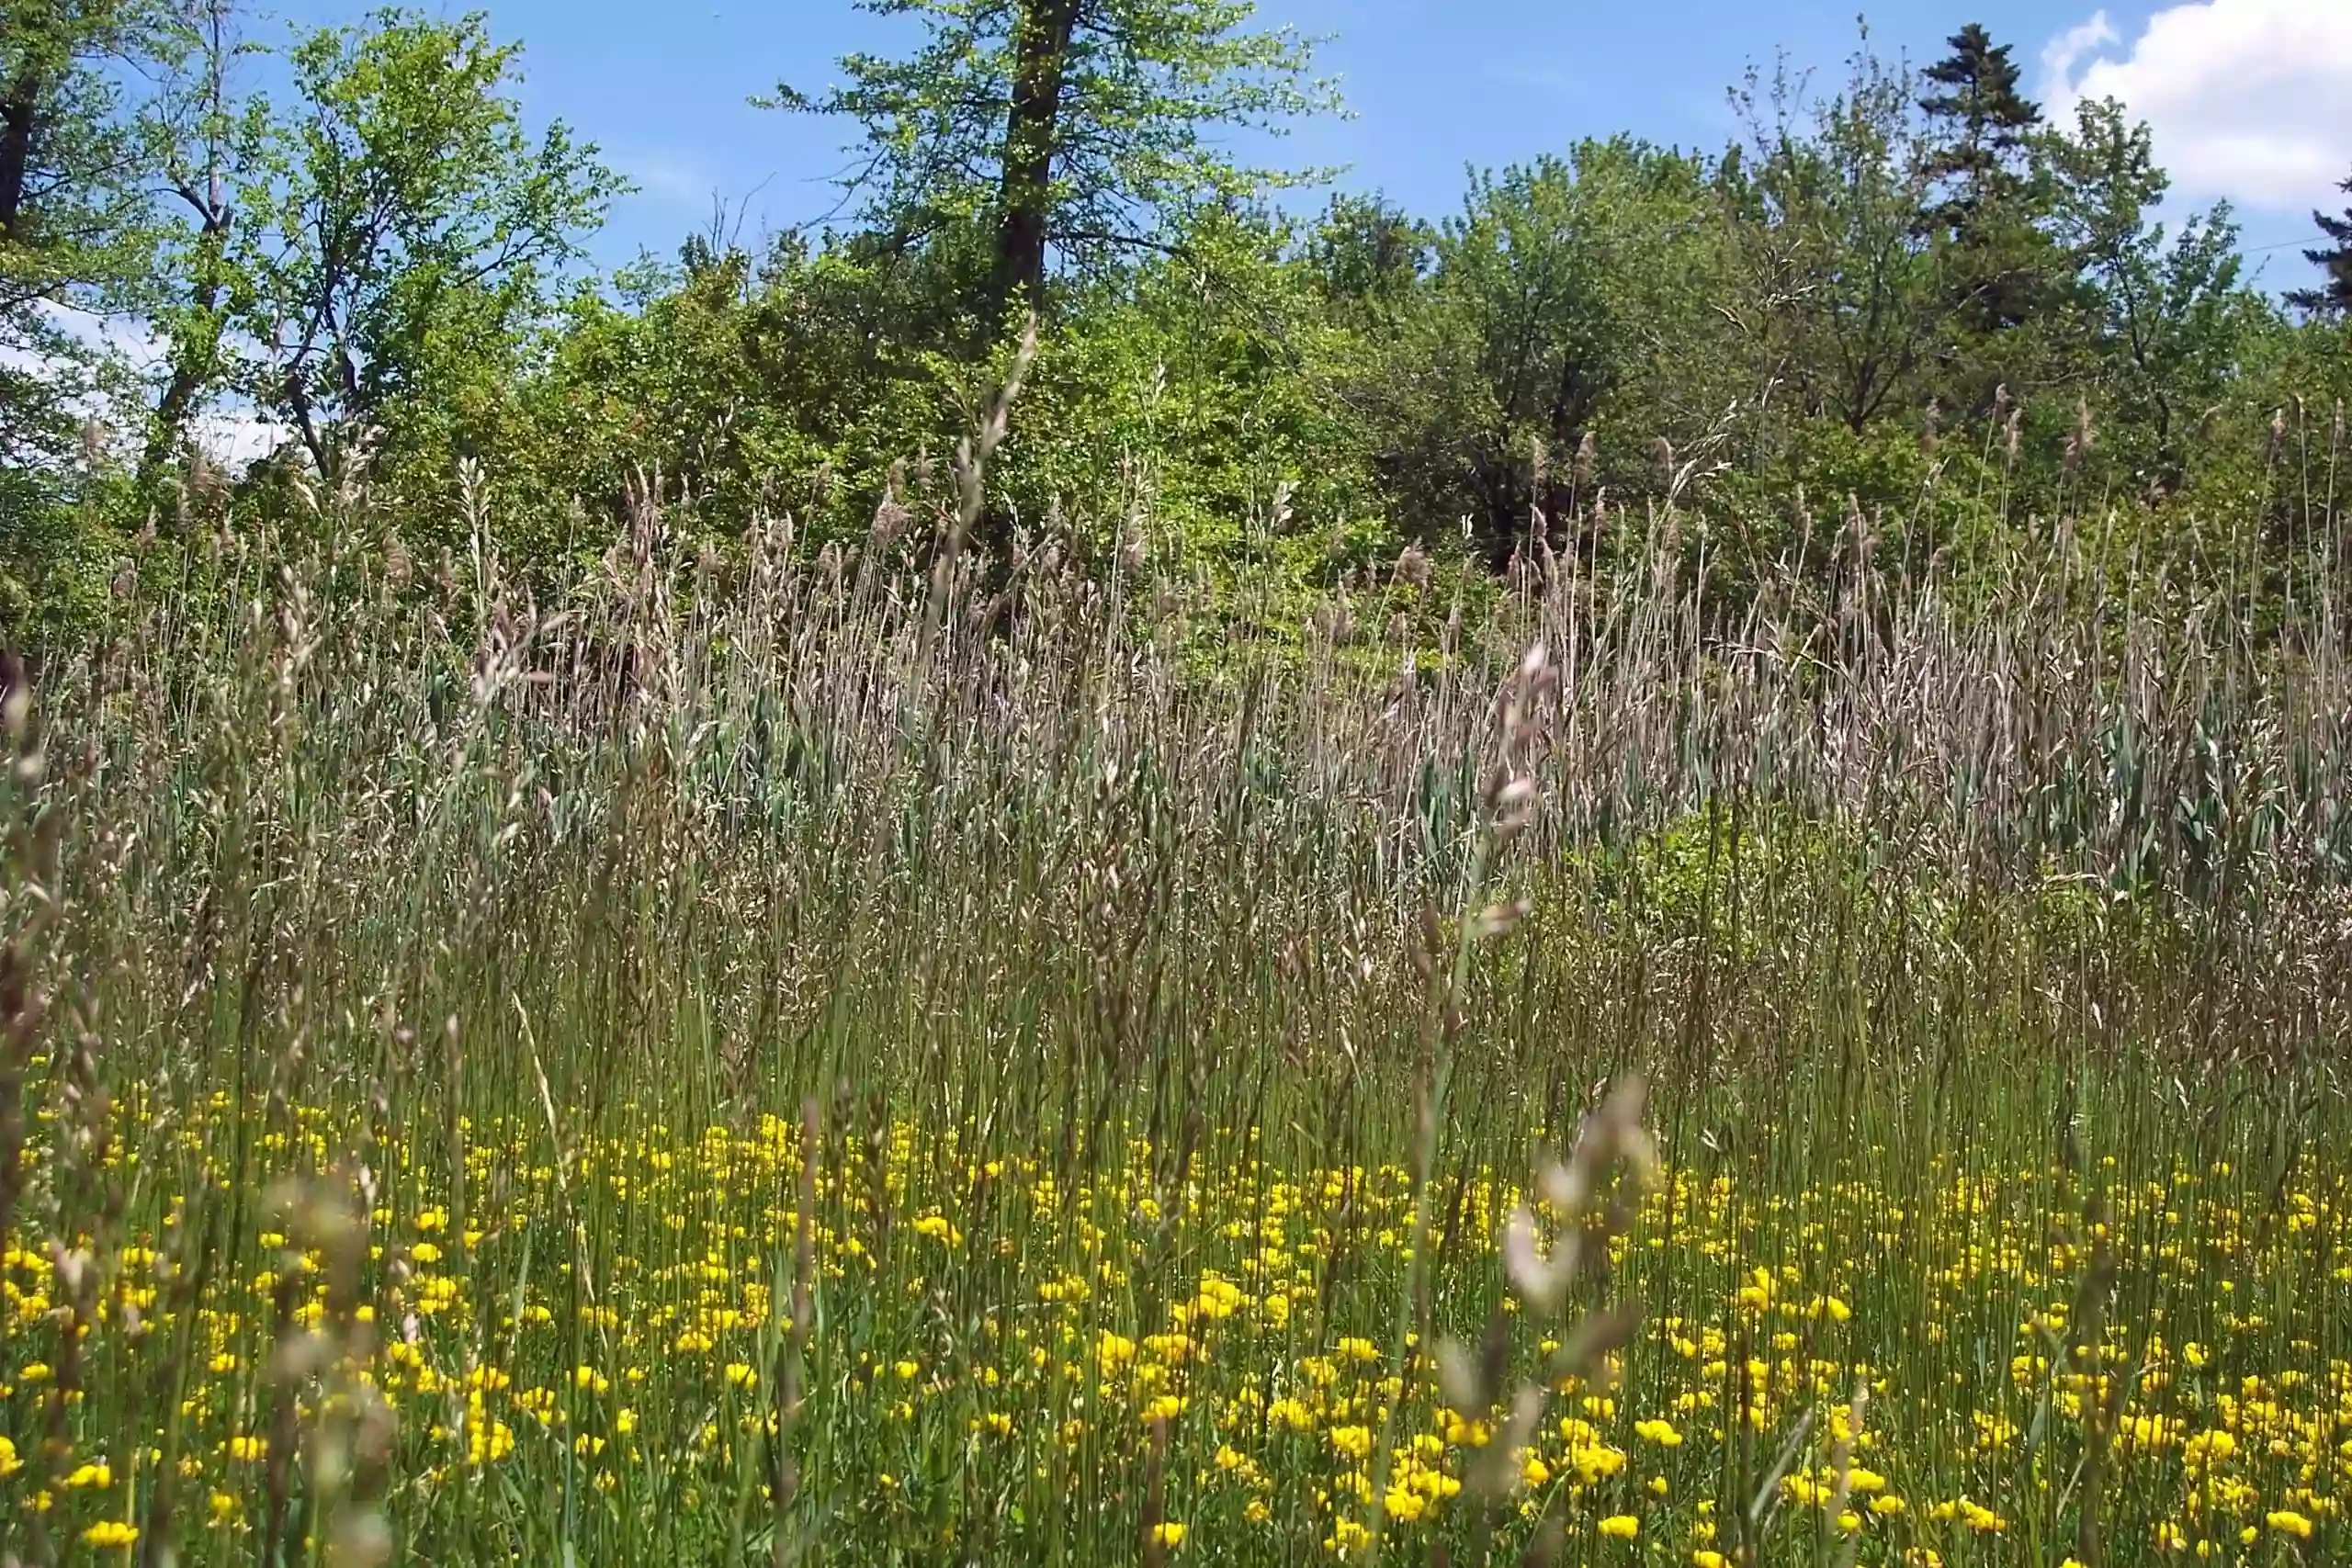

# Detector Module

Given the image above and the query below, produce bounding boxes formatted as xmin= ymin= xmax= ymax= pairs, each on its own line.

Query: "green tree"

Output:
xmin=1350 ymin=140 xmax=1732 ymax=554
xmin=773 ymin=0 xmax=1335 ymax=331
xmin=518 ymin=230 xmax=951 ymax=549
xmin=0 ymin=0 xmax=180 ymax=631
xmin=1916 ymin=22 xmax=2062 ymax=410
xmin=1306 ymin=192 xmax=1429 ymax=314
xmin=1722 ymin=39 xmax=1948 ymax=437
xmin=1 ymin=0 xmax=162 ymax=462
xmin=1917 ymin=23 xmax=2040 ymax=223
xmin=225 ymin=8 xmax=616 ymax=481
xmin=141 ymin=0 xmax=267 ymax=473
xmin=992 ymin=208 xmax=1385 ymax=585
xmin=2288 ymin=171 xmax=2352 ymax=318
xmin=2045 ymin=96 xmax=2266 ymax=487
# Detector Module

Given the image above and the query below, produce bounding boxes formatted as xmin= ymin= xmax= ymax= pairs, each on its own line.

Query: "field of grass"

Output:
xmin=2 ymin=483 xmax=2349 ymax=1566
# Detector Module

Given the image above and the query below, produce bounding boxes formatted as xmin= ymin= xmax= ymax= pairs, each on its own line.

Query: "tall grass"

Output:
xmin=1 ymin=447 xmax=2347 ymax=1565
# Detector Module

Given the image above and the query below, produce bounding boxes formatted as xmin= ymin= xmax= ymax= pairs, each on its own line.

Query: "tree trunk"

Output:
xmin=0 ymin=66 xmax=42 ymax=242
xmin=285 ymin=367 xmax=327 ymax=476
xmin=146 ymin=0 xmax=242 ymax=477
xmin=989 ymin=0 xmax=1080 ymax=331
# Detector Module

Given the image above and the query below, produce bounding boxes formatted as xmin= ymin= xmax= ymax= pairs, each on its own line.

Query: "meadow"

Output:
xmin=2 ymin=462 xmax=2350 ymax=1568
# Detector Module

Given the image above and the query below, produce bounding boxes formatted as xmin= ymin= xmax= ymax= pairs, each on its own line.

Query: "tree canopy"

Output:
xmin=2290 ymin=173 xmax=2352 ymax=319
xmin=0 ymin=2 xmax=2346 ymax=640
xmin=770 ymin=0 xmax=1335 ymax=331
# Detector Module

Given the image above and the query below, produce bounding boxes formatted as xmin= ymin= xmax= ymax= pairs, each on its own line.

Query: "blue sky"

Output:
xmin=247 ymin=0 xmax=2349 ymax=285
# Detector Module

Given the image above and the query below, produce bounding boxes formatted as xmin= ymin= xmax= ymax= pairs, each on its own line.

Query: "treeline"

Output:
xmin=5 ymin=0 xmax=2351 ymax=637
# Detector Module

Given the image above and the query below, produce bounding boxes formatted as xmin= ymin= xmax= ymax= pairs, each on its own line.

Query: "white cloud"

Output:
xmin=622 ymin=152 xmax=720 ymax=212
xmin=5 ymin=304 xmax=290 ymax=469
xmin=190 ymin=405 xmax=290 ymax=468
xmin=2039 ymin=12 xmax=2120 ymax=100
xmin=2042 ymin=0 xmax=2352 ymax=214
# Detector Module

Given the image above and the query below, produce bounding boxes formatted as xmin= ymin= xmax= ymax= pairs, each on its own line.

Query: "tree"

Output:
xmin=517 ymin=228 xmax=952 ymax=545
xmin=773 ymin=0 xmax=1335 ymax=332
xmin=1306 ymin=192 xmax=1428 ymax=314
xmin=225 ymin=8 xmax=616 ymax=478
xmin=1351 ymin=140 xmax=1732 ymax=553
xmin=0 ymin=0 xmax=181 ymax=633
xmin=1918 ymin=23 xmax=2040 ymax=217
xmin=141 ymin=0 xmax=266 ymax=473
xmin=1723 ymin=39 xmax=1948 ymax=435
xmin=2045 ymin=96 xmax=2264 ymax=484
xmin=2287 ymin=171 xmax=2352 ymax=318
xmin=1915 ymin=22 xmax=2061 ymax=408
xmin=0 ymin=0 xmax=162 ymax=463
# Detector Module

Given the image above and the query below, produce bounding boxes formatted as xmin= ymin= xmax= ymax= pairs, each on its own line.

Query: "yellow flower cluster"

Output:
xmin=2 ymin=1106 xmax=2346 ymax=1563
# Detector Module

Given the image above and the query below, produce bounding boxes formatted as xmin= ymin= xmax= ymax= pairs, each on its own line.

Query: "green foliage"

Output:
xmin=2041 ymin=97 xmax=2263 ymax=490
xmin=139 ymin=0 xmax=269 ymax=474
xmin=1305 ymin=192 xmax=1429 ymax=312
xmin=1722 ymin=39 xmax=1953 ymax=437
xmin=990 ymin=215 xmax=1389 ymax=592
xmin=0 ymin=0 xmax=178 ymax=628
xmin=2287 ymin=170 xmax=2352 ymax=318
xmin=1332 ymin=141 xmax=1736 ymax=558
xmin=1918 ymin=23 xmax=2041 ymax=194
xmin=513 ymin=206 xmax=1391 ymax=639
xmin=515 ymin=233 xmax=951 ymax=554
xmin=1915 ymin=24 xmax=2064 ymax=412
xmin=1 ymin=0 xmax=165 ymax=442
xmin=773 ymin=0 xmax=1335 ymax=321
xmin=224 ymin=7 xmax=616 ymax=494
xmin=0 ymin=3 xmax=2335 ymax=654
